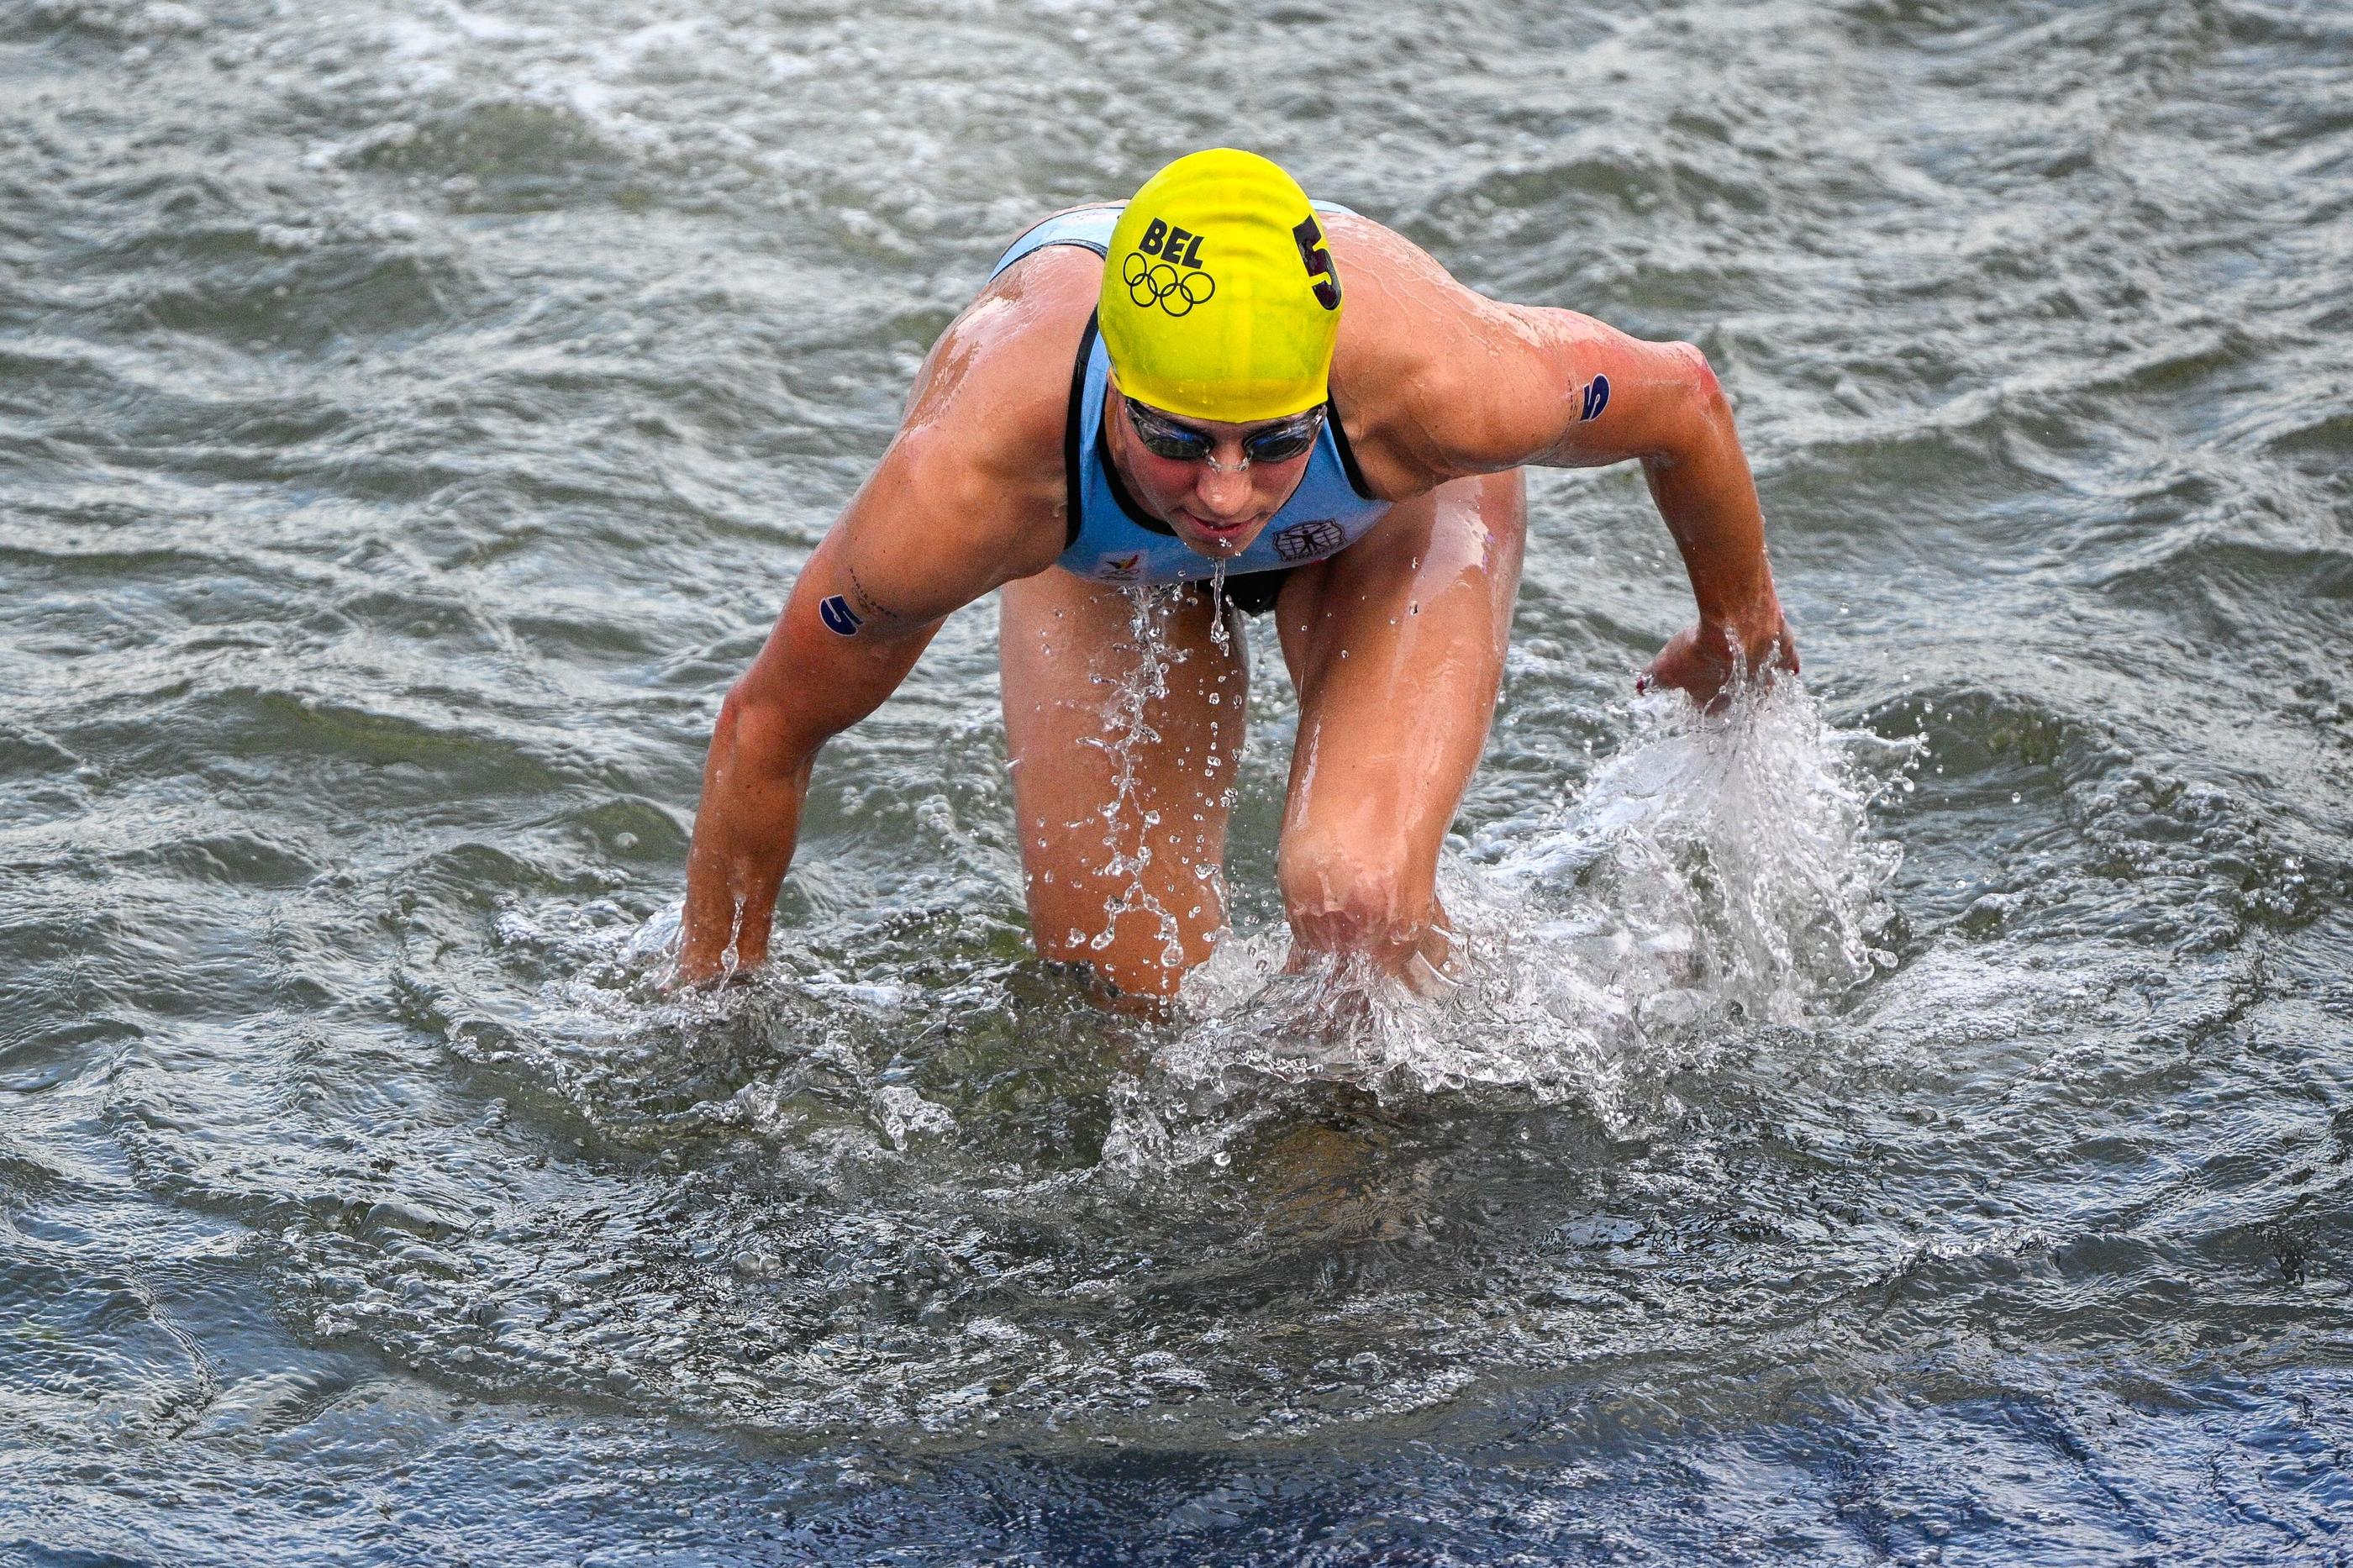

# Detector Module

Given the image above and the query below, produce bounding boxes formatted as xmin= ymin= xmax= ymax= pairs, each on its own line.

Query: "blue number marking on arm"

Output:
xmin=819 ymin=595 xmax=864 ymax=636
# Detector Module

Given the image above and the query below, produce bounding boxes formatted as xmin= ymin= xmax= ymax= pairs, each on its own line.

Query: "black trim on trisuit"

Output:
xmin=1062 ymin=310 xmax=1099 ymax=549
xmin=1325 ymin=396 xmax=1376 ymax=502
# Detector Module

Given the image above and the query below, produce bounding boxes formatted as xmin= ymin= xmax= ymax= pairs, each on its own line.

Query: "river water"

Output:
xmin=5 ymin=1 xmax=2350 ymax=1562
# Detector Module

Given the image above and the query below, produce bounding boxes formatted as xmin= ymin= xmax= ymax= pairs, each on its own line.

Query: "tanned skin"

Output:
xmin=676 ymin=210 xmax=1794 ymax=993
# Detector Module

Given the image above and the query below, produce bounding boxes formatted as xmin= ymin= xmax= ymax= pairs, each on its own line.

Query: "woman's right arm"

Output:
xmin=675 ymin=511 xmax=950 ymax=984
xmin=673 ymin=260 xmax=1087 ymax=983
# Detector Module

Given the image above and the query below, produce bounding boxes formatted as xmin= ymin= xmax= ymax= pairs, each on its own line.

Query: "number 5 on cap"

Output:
xmin=1292 ymin=216 xmax=1341 ymax=310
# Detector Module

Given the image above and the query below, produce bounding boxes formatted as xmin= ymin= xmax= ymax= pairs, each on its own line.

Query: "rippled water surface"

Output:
xmin=6 ymin=0 xmax=2351 ymax=1562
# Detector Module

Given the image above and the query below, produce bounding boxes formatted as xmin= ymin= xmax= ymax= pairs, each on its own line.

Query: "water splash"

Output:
xmin=1475 ymin=675 xmax=1912 ymax=1030
xmin=1075 ymin=585 xmax=1200 ymax=972
xmin=1107 ymin=675 xmax=1918 ymax=1161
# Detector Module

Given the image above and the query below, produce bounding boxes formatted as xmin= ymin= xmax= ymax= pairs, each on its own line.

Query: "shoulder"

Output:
xmin=876 ymin=243 xmax=1100 ymax=572
xmin=908 ymin=243 xmax=1096 ymax=480
xmin=1319 ymin=213 xmax=1595 ymax=490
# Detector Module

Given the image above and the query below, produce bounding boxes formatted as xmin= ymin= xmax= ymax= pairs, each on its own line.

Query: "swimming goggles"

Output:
xmin=1123 ymin=398 xmax=1325 ymax=470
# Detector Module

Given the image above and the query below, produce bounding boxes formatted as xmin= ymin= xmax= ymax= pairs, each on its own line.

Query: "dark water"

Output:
xmin=5 ymin=0 xmax=2350 ymax=1562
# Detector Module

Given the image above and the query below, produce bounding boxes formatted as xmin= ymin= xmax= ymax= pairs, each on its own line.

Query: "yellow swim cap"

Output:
xmin=1098 ymin=149 xmax=1342 ymax=424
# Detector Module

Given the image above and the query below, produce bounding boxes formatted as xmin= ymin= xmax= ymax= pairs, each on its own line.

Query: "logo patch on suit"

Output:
xmin=1096 ymin=552 xmax=1144 ymax=580
xmin=1271 ymin=518 xmax=1345 ymax=561
xmin=819 ymin=595 xmax=864 ymax=636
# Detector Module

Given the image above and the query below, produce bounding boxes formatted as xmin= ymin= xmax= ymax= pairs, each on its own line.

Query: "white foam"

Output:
xmin=1112 ymin=676 xmax=1918 ymax=1150
xmin=550 ymin=675 xmax=1914 ymax=1161
xmin=873 ymin=1083 xmax=955 ymax=1149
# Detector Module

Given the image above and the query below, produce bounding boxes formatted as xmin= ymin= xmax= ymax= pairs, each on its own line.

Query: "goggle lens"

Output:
xmin=1240 ymin=416 xmax=1323 ymax=464
xmin=1124 ymin=401 xmax=1324 ymax=466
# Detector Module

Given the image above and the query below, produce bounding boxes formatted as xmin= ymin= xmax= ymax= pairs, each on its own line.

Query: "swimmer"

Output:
xmin=677 ymin=150 xmax=1796 ymax=997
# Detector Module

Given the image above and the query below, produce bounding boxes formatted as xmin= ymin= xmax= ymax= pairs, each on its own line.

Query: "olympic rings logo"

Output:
xmin=1124 ymin=251 xmax=1216 ymax=317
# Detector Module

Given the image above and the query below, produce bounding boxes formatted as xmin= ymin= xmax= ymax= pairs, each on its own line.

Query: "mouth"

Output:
xmin=1176 ymin=510 xmax=1262 ymax=550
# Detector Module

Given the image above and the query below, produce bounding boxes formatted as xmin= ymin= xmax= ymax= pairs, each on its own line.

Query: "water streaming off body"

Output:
xmin=4 ymin=1 xmax=2350 ymax=1562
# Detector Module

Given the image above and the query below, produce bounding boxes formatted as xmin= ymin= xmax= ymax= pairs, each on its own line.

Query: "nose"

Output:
xmin=1193 ymin=449 xmax=1255 ymax=518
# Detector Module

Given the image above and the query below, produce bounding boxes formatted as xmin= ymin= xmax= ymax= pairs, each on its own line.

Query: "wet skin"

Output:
xmin=1001 ymin=460 xmax=1524 ymax=997
xmin=677 ymin=209 xmax=1793 ymax=993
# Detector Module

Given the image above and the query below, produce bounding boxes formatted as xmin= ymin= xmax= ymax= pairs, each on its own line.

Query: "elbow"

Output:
xmin=1637 ymin=341 xmax=1734 ymax=468
xmin=711 ymin=681 xmax=819 ymax=780
xmin=1667 ymin=340 xmax=1728 ymax=413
